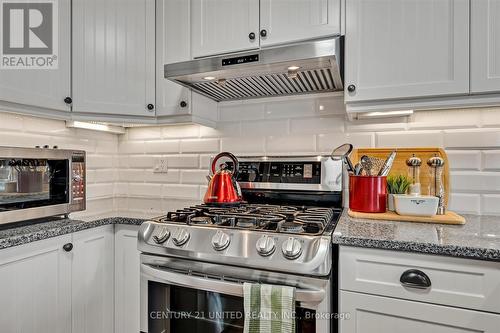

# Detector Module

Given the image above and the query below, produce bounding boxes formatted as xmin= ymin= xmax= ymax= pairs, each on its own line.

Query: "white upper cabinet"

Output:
xmin=157 ymin=0 xmax=192 ymax=117
xmin=0 ymin=0 xmax=71 ymax=111
xmin=471 ymin=0 xmax=500 ymax=94
xmin=345 ymin=0 xmax=470 ymax=103
xmin=191 ymin=0 xmax=260 ymax=58
xmin=260 ymin=0 xmax=341 ymax=47
xmin=72 ymin=0 xmax=155 ymax=117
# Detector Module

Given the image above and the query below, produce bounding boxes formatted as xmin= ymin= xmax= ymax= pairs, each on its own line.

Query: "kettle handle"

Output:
xmin=211 ymin=152 xmax=239 ymax=178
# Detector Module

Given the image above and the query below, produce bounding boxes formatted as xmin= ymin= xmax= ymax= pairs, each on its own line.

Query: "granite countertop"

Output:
xmin=332 ymin=209 xmax=500 ymax=262
xmin=0 ymin=213 xmax=147 ymax=250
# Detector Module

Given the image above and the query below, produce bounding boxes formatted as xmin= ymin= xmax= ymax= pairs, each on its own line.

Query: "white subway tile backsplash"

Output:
xmin=266 ymin=134 xmax=315 ymax=153
xmin=290 ymin=116 xmax=343 ymax=134
xmin=164 ymin=155 xmax=199 ymax=168
xmin=162 ymin=184 xmax=199 ymax=199
xmin=119 ymin=169 xmax=180 ymax=183
xmin=483 ymin=150 xmax=500 ymax=170
xmin=450 ymin=171 xmax=500 ymax=192
xmin=444 ymin=129 xmax=500 ymax=148
xmin=128 ymin=183 xmax=162 ymax=197
xmin=87 ymin=154 xmax=114 ymax=169
xmin=317 ymin=132 xmax=374 ymax=153
xmin=448 ymin=193 xmax=481 ymax=214
xmin=180 ymin=170 xmax=209 ymax=184
xmin=482 ymin=195 xmax=500 ymax=215
xmin=241 ymin=119 xmax=289 ymax=136
xmin=221 ymin=137 xmax=265 ymax=154
xmin=119 ymin=141 xmax=145 ymax=154
xmin=127 ymin=127 xmax=162 ymax=140
xmin=199 ymin=122 xmax=241 ymax=138
xmin=480 ymin=108 xmax=500 ymax=127
xmin=446 ymin=150 xmax=481 ymax=170
xmin=143 ymin=140 xmax=180 ymax=154
xmin=87 ymin=183 xmax=114 ymax=198
xmin=126 ymin=155 xmax=156 ymax=169
xmin=162 ymin=124 xmax=200 ymax=138
xmin=0 ymin=113 xmax=23 ymax=130
xmin=377 ymin=130 xmax=444 ymax=148
xmin=219 ymin=103 xmax=265 ymax=121
xmin=180 ymin=139 xmax=219 ymax=153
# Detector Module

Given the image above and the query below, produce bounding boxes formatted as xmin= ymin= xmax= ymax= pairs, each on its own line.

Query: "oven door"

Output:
xmin=140 ymin=255 xmax=332 ymax=333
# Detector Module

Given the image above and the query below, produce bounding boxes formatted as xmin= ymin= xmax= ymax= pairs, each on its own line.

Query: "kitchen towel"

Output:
xmin=243 ymin=282 xmax=296 ymax=333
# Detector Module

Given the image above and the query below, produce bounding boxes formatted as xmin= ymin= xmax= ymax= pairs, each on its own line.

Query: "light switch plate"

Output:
xmin=154 ymin=157 xmax=168 ymax=173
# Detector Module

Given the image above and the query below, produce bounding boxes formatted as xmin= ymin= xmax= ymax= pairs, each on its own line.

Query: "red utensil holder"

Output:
xmin=349 ymin=175 xmax=387 ymax=213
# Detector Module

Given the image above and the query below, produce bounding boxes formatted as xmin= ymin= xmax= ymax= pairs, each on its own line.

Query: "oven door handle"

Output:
xmin=142 ymin=264 xmax=326 ymax=303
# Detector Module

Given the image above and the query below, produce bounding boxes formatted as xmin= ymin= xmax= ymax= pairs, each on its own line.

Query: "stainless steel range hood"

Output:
xmin=164 ymin=37 xmax=343 ymax=102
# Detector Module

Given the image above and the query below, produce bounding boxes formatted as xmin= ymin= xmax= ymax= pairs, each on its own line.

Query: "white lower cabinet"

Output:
xmin=72 ymin=225 xmax=115 ymax=333
xmin=339 ymin=246 xmax=500 ymax=333
xmin=0 ymin=235 xmax=72 ymax=333
xmin=114 ymin=225 xmax=141 ymax=333
xmin=340 ymin=291 xmax=500 ymax=333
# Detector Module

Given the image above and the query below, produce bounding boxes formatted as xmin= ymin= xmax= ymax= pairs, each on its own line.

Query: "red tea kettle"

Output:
xmin=203 ymin=152 xmax=242 ymax=205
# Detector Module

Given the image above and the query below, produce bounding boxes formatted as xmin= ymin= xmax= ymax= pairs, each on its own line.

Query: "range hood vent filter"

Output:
xmin=192 ymin=68 xmax=338 ymax=101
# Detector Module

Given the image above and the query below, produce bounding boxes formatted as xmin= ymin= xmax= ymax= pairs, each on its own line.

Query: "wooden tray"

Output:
xmin=351 ymin=147 xmax=450 ymax=206
xmin=348 ymin=209 xmax=465 ymax=225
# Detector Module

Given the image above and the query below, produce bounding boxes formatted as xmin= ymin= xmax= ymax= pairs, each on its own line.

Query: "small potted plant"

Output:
xmin=387 ymin=175 xmax=411 ymax=211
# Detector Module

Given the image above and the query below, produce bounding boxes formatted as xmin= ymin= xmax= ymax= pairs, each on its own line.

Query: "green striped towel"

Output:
xmin=243 ymin=283 xmax=296 ymax=333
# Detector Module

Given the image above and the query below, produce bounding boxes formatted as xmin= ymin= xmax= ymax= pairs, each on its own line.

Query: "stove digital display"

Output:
xmin=236 ymin=162 xmax=321 ymax=184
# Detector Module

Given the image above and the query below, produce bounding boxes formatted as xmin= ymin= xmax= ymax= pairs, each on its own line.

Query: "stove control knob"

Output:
xmin=282 ymin=237 xmax=302 ymax=260
xmin=172 ymin=228 xmax=190 ymax=246
xmin=212 ymin=230 xmax=230 ymax=251
xmin=152 ymin=228 xmax=170 ymax=244
xmin=256 ymin=235 xmax=276 ymax=256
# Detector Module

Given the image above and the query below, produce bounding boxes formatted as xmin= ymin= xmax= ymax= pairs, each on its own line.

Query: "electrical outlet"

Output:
xmin=154 ymin=158 xmax=168 ymax=173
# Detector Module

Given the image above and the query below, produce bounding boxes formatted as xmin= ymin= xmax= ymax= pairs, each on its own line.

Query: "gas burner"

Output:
xmin=189 ymin=216 xmax=214 ymax=225
xmin=279 ymin=221 xmax=305 ymax=233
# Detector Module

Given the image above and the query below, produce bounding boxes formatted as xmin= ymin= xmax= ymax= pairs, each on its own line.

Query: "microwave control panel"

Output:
xmin=70 ymin=154 xmax=86 ymax=210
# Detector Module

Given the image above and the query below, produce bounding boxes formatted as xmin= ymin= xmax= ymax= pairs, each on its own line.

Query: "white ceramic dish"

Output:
xmin=393 ymin=194 xmax=439 ymax=217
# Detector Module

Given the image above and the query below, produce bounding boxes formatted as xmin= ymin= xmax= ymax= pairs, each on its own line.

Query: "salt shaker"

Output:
xmin=406 ymin=154 xmax=422 ymax=195
xmin=427 ymin=155 xmax=446 ymax=215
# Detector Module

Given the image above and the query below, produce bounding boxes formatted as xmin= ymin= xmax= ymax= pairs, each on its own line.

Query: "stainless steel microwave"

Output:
xmin=0 ymin=147 xmax=86 ymax=225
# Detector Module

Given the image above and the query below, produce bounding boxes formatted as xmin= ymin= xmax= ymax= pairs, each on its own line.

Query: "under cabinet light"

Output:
xmin=356 ymin=110 xmax=414 ymax=119
xmin=66 ymin=121 xmax=125 ymax=134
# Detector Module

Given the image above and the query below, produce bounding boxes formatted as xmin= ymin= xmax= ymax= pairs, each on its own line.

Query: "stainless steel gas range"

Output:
xmin=138 ymin=155 xmax=343 ymax=333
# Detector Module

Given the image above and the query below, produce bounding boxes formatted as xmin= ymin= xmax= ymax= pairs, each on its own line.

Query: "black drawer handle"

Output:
xmin=400 ymin=269 xmax=431 ymax=289
xmin=63 ymin=243 xmax=73 ymax=252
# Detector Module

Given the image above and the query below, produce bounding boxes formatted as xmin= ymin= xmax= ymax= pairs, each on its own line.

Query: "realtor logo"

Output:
xmin=1 ymin=0 xmax=58 ymax=69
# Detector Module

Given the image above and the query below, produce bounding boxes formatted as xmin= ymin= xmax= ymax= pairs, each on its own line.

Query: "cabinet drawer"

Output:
xmin=340 ymin=246 xmax=500 ymax=313
xmin=340 ymin=291 xmax=500 ymax=333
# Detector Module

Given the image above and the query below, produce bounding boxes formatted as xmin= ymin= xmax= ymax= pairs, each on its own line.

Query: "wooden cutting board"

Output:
xmin=348 ymin=209 xmax=466 ymax=225
xmin=350 ymin=147 xmax=450 ymax=206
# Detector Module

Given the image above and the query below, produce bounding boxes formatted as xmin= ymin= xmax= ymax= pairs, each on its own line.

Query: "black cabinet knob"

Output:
xmin=180 ymin=101 xmax=187 ymax=108
xmin=63 ymin=243 xmax=73 ymax=252
xmin=260 ymin=29 xmax=267 ymax=38
xmin=249 ymin=32 xmax=256 ymax=40
xmin=147 ymin=103 xmax=154 ymax=111
xmin=400 ymin=269 xmax=431 ymax=289
xmin=347 ymin=85 xmax=356 ymax=93
xmin=64 ymin=97 xmax=72 ymax=104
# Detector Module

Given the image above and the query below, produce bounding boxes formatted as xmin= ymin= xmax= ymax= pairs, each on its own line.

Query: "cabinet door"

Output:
xmin=114 ymin=225 xmax=141 ymax=333
xmin=340 ymin=291 xmax=500 ymax=333
xmin=156 ymin=0 xmax=192 ymax=117
xmin=345 ymin=0 xmax=469 ymax=103
xmin=0 ymin=235 xmax=72 ymax=333
xmin=471 ymin=0 xmax=500 ymax=93
xmin=72 ymin=0 xmax=155 ymax=117
xmin=260 ymin=0 xmax=341 ymax=47
xmin=0 ymin=0 xmax=71 ymax=111
xmin=72 ymin=225 xmax=114 ymax=333
xmin=191 ymin=0 xmax=259 ymax=58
